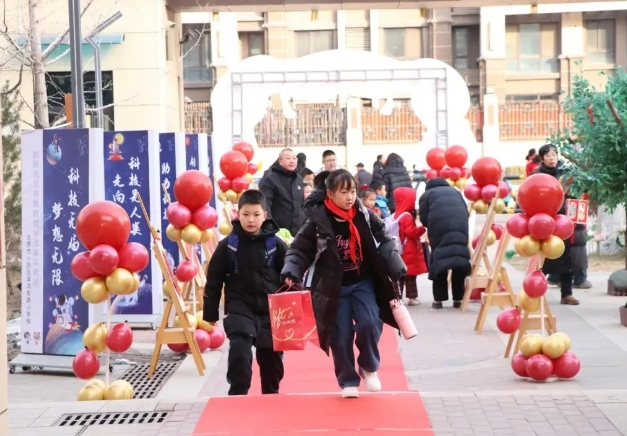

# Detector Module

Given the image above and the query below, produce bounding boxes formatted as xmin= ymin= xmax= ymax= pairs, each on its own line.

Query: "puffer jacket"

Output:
xmin=383 ymin=156 xmax=412 ymax=212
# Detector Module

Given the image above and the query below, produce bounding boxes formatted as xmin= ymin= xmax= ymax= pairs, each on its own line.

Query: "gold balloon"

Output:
xmin=225 ymin=189 xmax=238 ymax=202
xmin=486 ymin=230 xmax=497 ymax=247
xmin=494 ymin=198 xmax=506 ymax=213
xmin=106 ymin=268 xmax=136 ymax=296
xmin=196 ymin=311 xmax=215 ymax=333
xmin=514 ymin=235 xmax=541 ymax=257
xmin=181 ymin=223 xmax=202 ymax=244
xmin=542 ymin=336 xmax=566 ymax=359
xmin=85 ymin=379 xmax=107 ymax=391
xmin=218 ymin=222 xmax=231 ymax=236
xmin=83 ymin=322 xmax=108 ymax=353
xmin=166 ymin=224 xmax=182 ymax=242
xmin=455 ymin=178 xmax=467 ymax=189
xmin=104 ymin=384 xmax=129 ymax=401
xmin=131 ymin=273 xmax=141 ymax=293
xmin=445 ymin=178 xmax=455 ymax=187
xmin=541 ymin=235 xmax=565 ymax=260
xmin=110 ymin=380 xmax=134 ymax=399
xmin=243 ymin=173 xmax=254 ymax=183
xmin=81 ymin=277 xmax=109 ymax=304
xmin=551 ymin=332 xmax=571 ymax=352
xmin=174 ymin=313 xmax=197 ymax=329
xmin=257 ymin=159 xmax=263 ymax=170
xmin=78 ymin=385 xmax=104 ymax=401
xmin=518 ymin=290 xmax=540 ymax=313
xmin=218 ymin=191 xmax=226 ymax=202
xmin=519 ymin=334 xmax=543 ymax=357
xmin=472 ymin=199 xmax=489 ymax=214
xmin=200 ymin=229 xmax=212 ymax=243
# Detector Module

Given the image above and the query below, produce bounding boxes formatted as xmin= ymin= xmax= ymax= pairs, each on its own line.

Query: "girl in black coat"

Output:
xmin=281 ymin=169 xmax=406 ymax=399
xmin=382 ymin=153 xmax=412 ymax=212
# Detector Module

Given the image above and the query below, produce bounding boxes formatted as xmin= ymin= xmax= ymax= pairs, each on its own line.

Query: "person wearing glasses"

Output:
xmin=316 ymin=149 xmax=343 ymax=174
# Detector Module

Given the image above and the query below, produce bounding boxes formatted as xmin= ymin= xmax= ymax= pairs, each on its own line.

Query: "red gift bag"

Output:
xmin=268 ymin=286 xmax=319 ymax=351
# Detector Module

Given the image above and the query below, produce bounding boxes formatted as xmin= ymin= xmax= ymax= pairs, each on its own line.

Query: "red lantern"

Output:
xmin=523 ymin=270 xmax=548 ymax=298
xmin=106 ymin=322 xmax=134 ymax=353
xmin=72 ymin=348 xmax=100 ymax=380
xmin=166 ymin=202 xmax=192 ymax=228
xmin=491 ymin=223 xmax=504 ymax=240
xmin=232 ymin=141 xmax=254 ymax=162
xmin=439 ymin=167 xmax=452 ymax=179
xmin=506 ymin=213 xmax=530 ymax=238
xmin=117 ymin=242 xmax=150 ymax=273
xmin=425 ymin=169 xmax=439 ymax=180
xmin=209 ymin=326 xmax=226 ymax=349
xmin=88 ymin=244 xmax=119 ymax=276
xmin=463 ymin=184 xmax=482 ymax=202
xmin=496 ymin=308 xmax=521 ymax=334
xmin=173 ymin=170 xmax=214 ymax=212
xmin=76 ymin=201 xmax=131 ymax=251
xmin=498 ymin=182 xmax=510 ymax=199
xmin=517 ymin=173 xmax=565 ymax=217
xmin=176 ymin=260 xmax=198 ymax=283
xmin=480 ymin=184 xmax=498 ymax=202
xmin=192 ymin=205 xmax=219 ymax=231
xmin=552 ymin=352 xmax=580 ymax=379
xmin=231 ymin=176 xmax=251 ymax=193
xmin=526 ymin=354 xmax=553 ymax=381
xmin=70 ymin=251 xmax=99 ymax=281
xmin=511 ymin=353 xmax=529 ymax=377
xmin=247 ymin=163 xmax=258 ymax=175
xmin=448 ymin=167 xmax=462 ymax=181
xmin=194 ymin=329 xmax=212 ymax=352
xmin=426 ymin=148 xmax=446 ymax=171
xmin=167 ymin=343 xmax=189 ymax=353
xmin=553 ymin=214 xmax=575 ymax=240
xmin=220 ymin=150 xmax=248 ymax=180
xmin=217 ymin=177 xmax=232 ymax=192
xmin=471 ymin=157 xmax=502 ymax=187
xmin=444 ymin=145 xmax=468 ymax=168
xmin=528 ymin=213 xmax=556 ymax=240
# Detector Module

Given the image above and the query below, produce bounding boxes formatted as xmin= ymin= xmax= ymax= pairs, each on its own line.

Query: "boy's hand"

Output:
xmin=284 ymin=277 xmax=295 ymax=287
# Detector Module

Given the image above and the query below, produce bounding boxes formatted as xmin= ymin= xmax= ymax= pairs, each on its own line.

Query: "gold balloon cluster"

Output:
xmin=514 ymin=235 xmax=565 ymax=260
xmin=77 ymin=378 xmax=135 ymax=401
xmin=470 ymin=198 xmax=506 ymax=214
xmin=172 ymin=311 xmax=216 ymax=333
xmin=218 ymin=221 xmax=232 ymax=236
xmin=166 ymin=223 xmax=213 ymax=245
xmin=445 ymin=178 xmax=468 ymax=191
xmin=519 ymin=332 xmax=571 ymax=359
xmin=80 ymin=270 xmax=140 ymax=304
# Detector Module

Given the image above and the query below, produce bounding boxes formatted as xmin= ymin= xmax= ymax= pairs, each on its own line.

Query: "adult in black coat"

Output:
xmin=418 ymin=178 xmax=471 ymax=309
xmin=259 ymin=148 xmax=305 ymax=236
xmin=382 ymin=153 xmax=412 ymax=212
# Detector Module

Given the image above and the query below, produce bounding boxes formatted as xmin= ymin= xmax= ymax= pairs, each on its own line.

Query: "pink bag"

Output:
xmin=390 ymin=300 xmax=417 ymax=340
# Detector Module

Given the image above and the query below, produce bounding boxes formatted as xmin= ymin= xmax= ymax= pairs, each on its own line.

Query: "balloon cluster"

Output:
xmin=510 ymin=333 xmax=580 ymax=381
xmin=464 ymin=157 xmax=510 ymax=214
xmin=425 ymin=145 xmax=470 ymax=190
xmin=217 ymin=141 xmax=258 ymax=204
xmin=167 ymin=312 xmax=226 ymax=353
xmin=70 ymin=200 xmax=147 ymax=400
xmin=472 ymin=222 xmax=505 ymax=250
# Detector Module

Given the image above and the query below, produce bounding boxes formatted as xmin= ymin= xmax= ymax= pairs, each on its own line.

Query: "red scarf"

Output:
xmin=324 ymin=198 xmax=363 ymax=265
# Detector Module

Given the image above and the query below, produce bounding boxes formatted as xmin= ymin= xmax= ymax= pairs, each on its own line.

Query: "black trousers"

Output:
xmin=559 ymin=272 xmax=573 ymax=298
xmin=432 ymin=269 xmax=466 ymax=302
xmin=227 ymin=334 xmax=284 ymax=396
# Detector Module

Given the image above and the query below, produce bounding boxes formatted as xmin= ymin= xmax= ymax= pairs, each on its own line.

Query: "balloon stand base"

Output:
xmin=9 ymin=353 xmax=110 ymax=375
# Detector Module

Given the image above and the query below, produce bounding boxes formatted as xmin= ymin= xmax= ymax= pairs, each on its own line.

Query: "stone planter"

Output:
xmin=608 ymin=270 xmax=627 ymax=296
xmin=620 ymin=306 xmax=627 ymax=327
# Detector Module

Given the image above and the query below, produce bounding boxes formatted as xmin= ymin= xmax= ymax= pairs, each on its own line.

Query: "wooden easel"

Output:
xmin=504 ymin=255 xmax=557 ymax=357
xmin=473 ymin=229 xmax=517 ymax=334
xmin=137 ymin=194 xmax=206 ymax=378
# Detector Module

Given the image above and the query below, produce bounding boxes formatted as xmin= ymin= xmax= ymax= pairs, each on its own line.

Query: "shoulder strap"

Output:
xmin=226 ymin=233 xmax=239 ymax=274
xmin=265 ymin=235 xmax=277 ymax=267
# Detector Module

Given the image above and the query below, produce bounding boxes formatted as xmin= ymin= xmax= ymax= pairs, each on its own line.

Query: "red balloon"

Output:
xmin=498 ymin=182 xmax=510 ymax=199
xmin=231 ymin=176 xmax=250 ymax=193
xmin=528 ymin=213 xmax=556 ymax=240
xmin=471 ymin=157 xmax=502 ymax=187
xmin=76 ymin=201 xmax=131 ymax=251
xmin=247 ymin=163 xmax=258 ymax=175
xmin=444 ymin=145 xmax=468 ymax=168
xmin=209 ymin=326 xmax=226 ymax=349
xmin=194 ymin=329 xmax=212 ymax=353
xmin=526 ymin=354 xmax=554 ymax=381
xmin=174 ymin=170 xmax=214 ymax=212
xmin=425 ymin=169 xmax=438 ymax=180
xmin=72 ymin=348 xmax=100 ymax=380
xmin=553 ymin=352 xmax=581 ymax=379
xmin=117 ymin=242 xmax=150 ymax=273
xmin=176 ymin=260 xmax=198 ymax=283
xmin=106 ymin=322 xmax=134 ymax=353
xmin=192 ymin=206 xmax=218 ymax=231
xmin=461 ymin=167 xmax=471 ymax=178
xmin=439 ymin=167 xmax=452 ymax=179
xmin=496 ymin=308 xmax=521 ymax=334
xmin=506 ymin=213 xmax=530 ymax=238
xmin=491 ymin=223 xmax=504 ymax=240
xmin=166 ymin=202 xmax=192 ymax=228
xmin=553 ymin=214 xmax=575 ymax=240
xmin=517 ymin=173 xmax=565 ymax=217
xmin=167 ymin=343 xmax=189 ymax=353
xmin=426 ymin=148 xmax=446 ymax=171
xmin=481 ymin=184 xmax=498 ymax=202
xmin=463 ymin=183 xmax=482 ymax=202
xmin=471 ymin=236 xmax=480 ymax=250
xmin=217 ymin=177 xmax=232 ymax=192
xmin=71 ymin=251 xmax=99 ymax=281
xmin=220 ymin=150 xmax=248 ymax=180
xmin=511 ymin=353 xmax=529 ymax=377
xmin=523 ymin=270 xmax=548 ymax=298
xmin=448 ymin=167 xmax=462 ymax=181
xmin=88 ymin=245 xmax=119 ymax=275
xmin=232 ymin=141 xmax=254 ymax=162
xmin=470 ymin=288 xmax=483 ymax=301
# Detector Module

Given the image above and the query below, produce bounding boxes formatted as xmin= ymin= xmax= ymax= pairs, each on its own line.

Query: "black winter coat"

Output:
xmin=418 ymin=178 xmax=471 ymax=280
xmin=383 ymin=157 xmax=412 ymax=212
xmin=532 ymin=162 xmax=588 ymax=274
xmin=259 ymin=161 xmax=305 ymax=236
xmin=203 ymin=219 xmax=288 ymax=349
xmin=281 ymin=198 xmax=405 ymax=355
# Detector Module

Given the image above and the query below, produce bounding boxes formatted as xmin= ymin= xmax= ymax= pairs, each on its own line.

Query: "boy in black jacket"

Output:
xmin=203 ymin=190 xmax=288 ymax=396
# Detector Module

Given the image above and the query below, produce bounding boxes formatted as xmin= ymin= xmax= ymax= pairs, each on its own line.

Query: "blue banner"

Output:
xmin=207 ymin=135 xmax=216 ymax=209
xmin=41 ymin=129 xmax=91 ymax=355
xmin=185 ymin=134 xmax=199 ymax=171
xmin=159 ymin=133 xmax=179 ymax=268
xmin=103 ymin=131 xmax=154 ymax=315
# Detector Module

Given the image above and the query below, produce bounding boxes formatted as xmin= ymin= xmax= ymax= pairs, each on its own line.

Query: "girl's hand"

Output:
xmin=284 ymin=277 xmax=295 ymax=287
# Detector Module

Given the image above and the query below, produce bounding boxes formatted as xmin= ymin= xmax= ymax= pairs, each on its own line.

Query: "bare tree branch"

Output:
xmin=41 ymin=0 xmax=96 ymax=60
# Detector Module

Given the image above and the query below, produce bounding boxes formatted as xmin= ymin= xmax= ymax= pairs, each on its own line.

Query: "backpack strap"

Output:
xmin=226 ymin=233 xmax=239 ymax=275
xmin=265 ymin=235 xmax=277 ymax=267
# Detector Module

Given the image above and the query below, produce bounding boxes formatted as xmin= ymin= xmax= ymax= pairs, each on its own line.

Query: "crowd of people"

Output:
xmin=203 ymin=145 xmax=587 ymax=399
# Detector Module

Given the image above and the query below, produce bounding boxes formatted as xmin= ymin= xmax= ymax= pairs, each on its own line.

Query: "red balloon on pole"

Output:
xmin=117 ymin=242 xmax=150 ymax=273
xmin=209 ymin=326 xmax=226 ymax=349
xmin=426 ymin=169 xmax=439 ymax=180
xmin=491 ymin=223 xmax=504 ymax=240
xmin=72 ymin=348 xmax=100 ymax=380
xmin=553 ymin=214 xmax=575 ymax=240
xmin=426 ymin=148 xmax=446 ymax=171
xmin=166 ymin=202 xmax=192 ymax=228
xmin=523 ymin=270 xmax=548 ymax=298
xmin=496 ymin=308 xmax=521 ymax=334
xmin=517 ymin=173 xmax=565 ymax=217
xmin=439 ymin=167 xmax=452 ymax=179
xmin=552 ymin=352 xmax=580 ymax=379
xmin=528 ymin=213 xmax=556 ymax=240
xmin=463 ymin=184 xmax=482 ymax=202
xmin=173 ymin=170 xmax=214 ymax=212
xmin=526 ymin=354 xmax=554 ymax=381
xmin=481 ymin=184 xmax=498 ymax=202
xmin=471 ymin=157 xmax=502 ymax=187
xmin=217 ymin=177 xmax=232 ymax=192
xmin=448 ymin=167 xmax=462 ymax=181
xmin=76 ymin=201 xmax=131 ymax=251
xmin=192 ymin=205 xmax=218 ymax=231
xmin=220 ymin=150 xmax=249 ymax=180
xmin=176 ymin=260 xmax=198 ymax=283
xmin=232 ymin=141 xmax=254 ymax=162
xmin=247 ymin=163 xmax=258 ymax=175
xmin=498 ymin=182 xmax=510 ymax=199
xmin=444 ymin=145 xmax=468 ymax=168
xmin=506 ymin=213 xmax=530 ymax=238
xmin=106 ymin=322 xmax=134 ymax=353
xmin=231 ymin=176 xmax=251 ymax=193
xmin=88 ymin=244 xmax=120 ymax=276
xmin=167 ymin=343 xmax=189 ymax=353
xmin=194 ymin=329 xmax=212 ymax=352
xmin=71 ymin=251 xmax=99 ymax=281
xmin=511 ymin=353 xmax=529 ymax=377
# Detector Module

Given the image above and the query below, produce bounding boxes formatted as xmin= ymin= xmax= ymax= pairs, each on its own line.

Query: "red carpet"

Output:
xmin=193 ymin=325 xmax=433 ymax=435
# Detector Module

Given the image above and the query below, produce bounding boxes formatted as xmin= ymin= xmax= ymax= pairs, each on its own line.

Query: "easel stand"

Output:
xmin=137 ymin=194 xmax=205 ymax=378
xmin=504 ymin=255 xmax=557 ymax=358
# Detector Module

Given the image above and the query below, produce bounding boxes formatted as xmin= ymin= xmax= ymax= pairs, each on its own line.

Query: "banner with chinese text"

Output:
xmin=102 ymin=131 xmax=163 ymax=316
xmin=185 ymin=134 xmax=208 ymax=260
xmin=21 ymin=129 xmax=104 ymax=356
xmin=206 ymin=135 xmax=217 ymax=209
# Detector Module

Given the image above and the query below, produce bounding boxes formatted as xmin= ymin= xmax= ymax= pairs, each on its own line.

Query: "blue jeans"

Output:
xmin=330 ymin=279 xmax=383 ymax=388
xmin=548 ymin=270 xmax=587 ymax=286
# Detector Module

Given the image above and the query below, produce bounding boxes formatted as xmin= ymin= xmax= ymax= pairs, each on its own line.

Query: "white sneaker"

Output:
xmin=361 ymin=371 xmax=382 ymax=392
xmin=408 ymin=298 xmax=421 ymax=306
xmin=341 ymin=386 xmax=359 ymax=398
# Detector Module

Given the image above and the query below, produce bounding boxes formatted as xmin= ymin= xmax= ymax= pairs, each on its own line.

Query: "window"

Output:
xmin=295 ymin=31 xmax=335 ymax=57
xmin=384 ymin=29 xmax=405 ymax=58
xmin=246 ymin=32 xmax=265 ymax=57
xmin=585 ymin=20 xmax=615 ymax=65
xmin=505 ymin=23 xmax=558 ymax=73
xmin=453 ymin=27 xmax=469 ymax=69
xmin=182 ymin=28 xmax=212 ymax=83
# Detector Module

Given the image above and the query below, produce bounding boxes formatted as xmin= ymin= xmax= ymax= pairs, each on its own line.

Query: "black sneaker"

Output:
xmin=453 ymin=301 xmax=462 ymax=309
xmin=432 ymin=302 xmax=443 ymax=310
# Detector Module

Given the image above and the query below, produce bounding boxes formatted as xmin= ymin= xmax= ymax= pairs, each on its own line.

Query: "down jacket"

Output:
xmin=392 ymin=187 xmax=428 ymax=276
xmin=258 ymin=161 xmax=305 ymax=236
xmin=382 ymin=156 xmax=412 ymax=212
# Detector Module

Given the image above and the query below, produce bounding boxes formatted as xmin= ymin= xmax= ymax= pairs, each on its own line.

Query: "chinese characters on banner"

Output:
xmin=159 ymin=133 xmax=180 ymax=269
xmin=207 ymin=135 xmax=217 ymax=209
xmin=103 ymin=131 xmax=154 ymax=315
xmin=185 ymin=134 xmax=202 ymax=259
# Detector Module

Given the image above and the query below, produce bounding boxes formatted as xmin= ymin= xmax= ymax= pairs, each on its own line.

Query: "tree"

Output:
xmin=550 ymin=68 xmax=627 ymax=270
